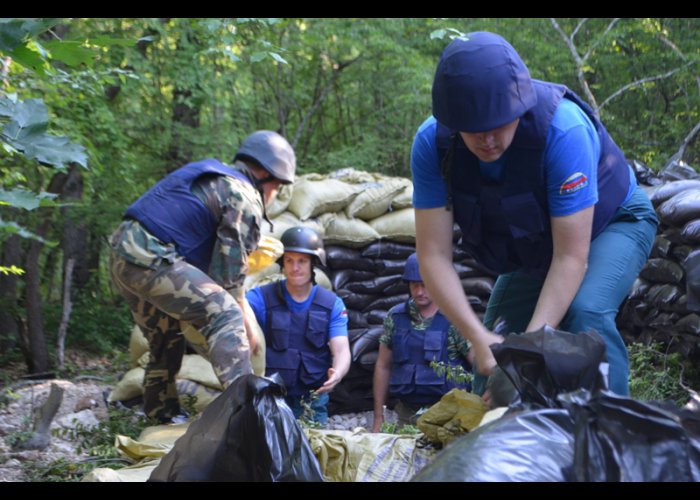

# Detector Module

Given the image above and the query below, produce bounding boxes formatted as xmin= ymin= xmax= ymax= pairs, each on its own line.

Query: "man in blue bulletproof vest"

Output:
xmin=109 ymin=130 xmax=295 ymax=422
xmin=411 ymin=31 xmax=658 ymax=397
xmin=372 ymin=253 xmax=472 ymax=432
xmin=246 ymin=227 xmax=351 ymax=425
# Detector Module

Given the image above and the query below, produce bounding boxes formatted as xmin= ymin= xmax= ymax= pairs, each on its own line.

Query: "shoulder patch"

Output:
xmin=559 ymin=172 xmax=588 ymax=195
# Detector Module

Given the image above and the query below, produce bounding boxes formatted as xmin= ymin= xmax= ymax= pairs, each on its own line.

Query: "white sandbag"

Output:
xmin=391 ymin=181 xmax=414 ymax=210
xmin=266 ymin=183 xmax=294 ymax=218
xmin=109 ymin=367 xmax=145 ymax=402
xmin=369 ymin=208 xmax=416 ymax=243
xmin=245 ymin=263 xmax=281 ymax=290
xmin=345 ymin=178 xmax=407 ymax=221
xmin=287 ymin=178 xmax=362 ymax=220
xmin=178 ymin=354 xmax=223 ymax=390
xmin=129 ymin=325 xmax=150 ymax=369
xmin=324 ymin=212 xmax=381 ymax=248
xmin=264 ymin=212 xmax=326 ymax=241
xmin=328 ymin=167 xmax=377 ymax=184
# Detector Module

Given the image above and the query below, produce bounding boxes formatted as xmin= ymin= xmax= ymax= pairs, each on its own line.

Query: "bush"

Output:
xmin=628 ymin=341 xmax=695 ymax=406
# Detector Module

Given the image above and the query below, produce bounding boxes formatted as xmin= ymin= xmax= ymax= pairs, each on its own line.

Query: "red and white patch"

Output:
xmin=559 ymin=172 xmax=589 ymax=195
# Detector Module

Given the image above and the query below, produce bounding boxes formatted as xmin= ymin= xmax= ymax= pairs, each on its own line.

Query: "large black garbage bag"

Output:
xmin=559 ymin=389 xmax=700 ymax=482
xmin=149 ymin=374 xmax=324 ymax=482
xmin=412 ymin=408 xmax=575 ymax=481
xmin=491 ymin=326 xmax=609 ymax=408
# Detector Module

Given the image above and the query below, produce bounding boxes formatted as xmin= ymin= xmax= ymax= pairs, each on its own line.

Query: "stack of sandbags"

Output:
xmin=617 ymin=160 xmax=700 ymax=361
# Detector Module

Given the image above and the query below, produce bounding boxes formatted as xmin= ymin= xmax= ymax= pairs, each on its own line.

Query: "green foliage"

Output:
xmin=4 ymin=415 xmax=34 ymax=448
xmin=628 ymin=341 xmax=694 ymax=406
xmin=43 ymin=294 xmax=132 ymax=356
xmin=297 ymin=392 xmax=323 ymax=429
xmin=430 ymin=359 xmax=474 ymax=387
xmin=54 ymin=405 xmax=154 ymax=459
xmin=22 ymin=456 xmax=132 ymax=482
xmin=379 ymin=422 xmax=420 ymax=435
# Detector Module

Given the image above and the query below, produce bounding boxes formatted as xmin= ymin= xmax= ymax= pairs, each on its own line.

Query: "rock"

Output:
xmin=56 ymin=409 xmax=100 ymax=430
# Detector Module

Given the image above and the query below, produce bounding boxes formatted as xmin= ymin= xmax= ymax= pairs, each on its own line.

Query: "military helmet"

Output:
xmin=432 ymin=31 xmax=537 ymax=133
xmin=234 ymin=130 xmax=296 ymax=184
xmin=280 ymin=226 xmax=326 ymax=267
xmin=402 ymin=252 xmax=423 ymax=282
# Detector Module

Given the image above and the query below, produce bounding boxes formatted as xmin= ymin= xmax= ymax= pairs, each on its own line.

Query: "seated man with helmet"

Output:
xmin=372 ymin=253 xmax=472 ymax=432
xmin=246 ymin=226 xmax=351 ymax=425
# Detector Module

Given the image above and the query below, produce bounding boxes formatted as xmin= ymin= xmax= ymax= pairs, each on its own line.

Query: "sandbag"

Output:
xmin=149 ymin=374 xmax=324 ymax=482
xmin=646 ymin=283 xmax=683 ymax=310
xmin=345 ymin=275 xmax=401 ymax=295
xmin=176 ymin=379 xmax=222 ymax=413
xmin=364 ymin=294 xmax=409 ymax=312
xmin=336 ymin=289 xmax=377 ymax=311
xmin=650 ymin=235 xmax=672 ymax=258
xmin=675 ymin=313 xmax=700 ymax=335
xmin=327 ymin=167 xmax=376 ymax=184
xmin=382 ymin=280 xmax=409 ymax=296
xmin=331 ymin=268 xmax=375 ymax=290
xmin=244 ymin=263 xmax=281 ymax=290
xmin=361 ymin=241 xmax=416 ymax=260
xmin=248 ymin=235 xmax=284 ymax=274
xmin=129 ymin=325 xmax=149 ymax=369
xmin=657 ymin=189 xmax=700 ymax=226
xmin=288 ymin=178 xmax=362 ymax=220
xmin=324 ymin=212 xmax=381 ymax=248
xmin=366 ymin=309 xmax=388 ymax=325
xmin=368 ymin=208 xmax=415 ymax=243
xmin=350 ymin=327 xmax=383 ymax=362
xmin=627 ymin=278 xmax=650 ymax=300
xmin=682 ymin=218 xmax=700 ymax=244
xmin=658 ymin=159 xmax=700 ymax=183
xmin=390 ymin=182 xmax=414 ymax=210
xmin=373 ymin=259 xmax=407 ymax=277
xmin=684 ymin=249 xmax=700 ymax=312
xmin=416 ymin=389 xmax=486 ymax=447
xmin=460 ymin=277 xmax=495 ymax=297
xmin=639 ymin=257 xmax=685 ymax=284
xmin=347 ymin=328 xmax=369 ymax=344
xmin=108 ymin=367 xmax=145 ymax=402
xmin=265 ymin=183 xmax=293 ymax=218
xmin=346 ymin=309 xmax=368 ymax=329
xmin=263 ymin=211 xmax=302 ymax=240
xmin=357 ymin=350 xmax=378 ymax=370
xmin=344 ymin=179 xmax=406 ymax=221
xmin=326 ymin=245 xmax=376 ymax=272
xmin=650 ymin=179 xmax=700 ymax=206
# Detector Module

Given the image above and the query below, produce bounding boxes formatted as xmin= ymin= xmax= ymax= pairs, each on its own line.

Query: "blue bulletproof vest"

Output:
xmin=389 ymin=302 xmax=471 ymax=405
xmin=437 ymin=80 xmax=629 ymax=277
xmin=260 ymin=282 xmax=335 ymax=397
xmin=124 ymin=159 xmax=252 ymax=273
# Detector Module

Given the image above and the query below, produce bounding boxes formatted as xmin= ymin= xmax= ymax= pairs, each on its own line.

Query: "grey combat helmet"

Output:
xmin=281 ymin=226 xmax=326 ymax=267
xmin=234 ymin=130 xmax=296 ymax=184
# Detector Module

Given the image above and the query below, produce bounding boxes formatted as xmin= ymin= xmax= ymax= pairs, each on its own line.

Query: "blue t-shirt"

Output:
xmin=246 ymin=281 xmax=349 ymax=339
xmin=411 ymin=99 xmax=635 ymax=216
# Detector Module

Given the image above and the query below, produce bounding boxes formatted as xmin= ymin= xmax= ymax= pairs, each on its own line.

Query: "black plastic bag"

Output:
xmin=148 ymin=374 xmax=324 ymax=482
xmin=491 ymin=326 xmax=609 ymax=409
xmin=559 ymin=389 xmax=700 ymax=482
xmin=412 ymin=408 xmax=575 ymax=481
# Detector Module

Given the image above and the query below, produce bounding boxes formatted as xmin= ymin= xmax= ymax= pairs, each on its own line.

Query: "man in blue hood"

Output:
xmin=412 ymin=31 xmax=658 ymax=397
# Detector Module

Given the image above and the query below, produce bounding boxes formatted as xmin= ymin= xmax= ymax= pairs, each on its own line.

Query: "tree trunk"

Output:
xmin=0 ymin=233 xmax=22 ymax=357
xmin=24 ymin=172 xmax=69 ymax=373
xmin=56 ymin=258 xmax=75 ymax=371
xmin=61 ymin=164 xmax=90 ymax=290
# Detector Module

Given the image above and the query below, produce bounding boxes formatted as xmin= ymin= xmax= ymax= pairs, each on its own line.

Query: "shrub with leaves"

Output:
xmin=628 ymin=341 xmax=694 ymax=406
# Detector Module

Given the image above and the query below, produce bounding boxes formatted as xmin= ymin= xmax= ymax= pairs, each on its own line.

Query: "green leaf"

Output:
xmin=89 ymin=36 xmax=138 ymax=47
xmin=43 ymin=40 xmax=96 ymax=67
xmin=0 ymin=188 xmax=58 ymax=211
xmin=250 ymin=51 xmax=266 ymax=62
xmin=2 ymin=98 xmax=49 ymax=141
xmin=270 ymin=52 xmax=288 ymax=64
xmin=0 ymin=219 xmax=57 ymax=246
xmin=9 ymin=44 xmax=47 ymax=75
xmin=22 ymin=134 xmax=88 ymax=169
xmin=430 ymin=29 xmax=448 ymax=40
xmin=0 ymin=20 xmax=26 ymax=52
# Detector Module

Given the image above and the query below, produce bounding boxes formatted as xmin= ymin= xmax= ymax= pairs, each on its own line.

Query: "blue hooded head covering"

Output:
xmin=432 ymin=31 xmax=537 ymax=133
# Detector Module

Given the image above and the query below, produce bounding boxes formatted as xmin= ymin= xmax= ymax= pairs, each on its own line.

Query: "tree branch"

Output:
xmin=599 ymin=62 xmax=695 ymax=110
xmin=56 ymin=257 xmax=75 ymax=371
xmin=583 ymin=18 xmax=620 ymax=62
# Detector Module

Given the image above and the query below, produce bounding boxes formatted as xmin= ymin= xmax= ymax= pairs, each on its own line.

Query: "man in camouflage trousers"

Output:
xmin=109 ymin=131 xmax=296 ymax=422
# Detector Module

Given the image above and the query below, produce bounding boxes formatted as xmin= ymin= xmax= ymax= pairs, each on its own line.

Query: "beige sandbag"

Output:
xmin=176 ymin=379 xmax=222 ymax=413
xmin=368 ymin=208 xmax=416 ymax=243
xmin=391 ymin=181 xmax=414 ymax=210
xmin=345 ymin=178 xmax=407 ymax=221
xmin=288 ymin=178 xmax=362 ymax=220
xmin=178 ymin=354 xmax=222 ymax=390
xmin=245 ymin=263 xmax=281 ymax=290
xmin=324 ymin=212 xmax=381 ymax=248
xmin=108 ymin=367 xmax=145 ymax=402
xmin=304 ymin=428 xmax=437 ymax=482
xmin=248 ymin=235 xmax=284 ymax=273
xmin=328 ymin=167 xmax=377 ymax=184
xmin=180 ymin=298 xmax=266 ymax=377
xmin=264 ymin=211 xmax=326 ymax=241
xmin=129 ymin=325 xmax=149 ymax=369
xmin=247 ymin=268 xmax=332 ymax=292
xmin=266 ymin=182 xmax=294 ymax=218
xmin=416 ymin=388 xmax=486 ymax=447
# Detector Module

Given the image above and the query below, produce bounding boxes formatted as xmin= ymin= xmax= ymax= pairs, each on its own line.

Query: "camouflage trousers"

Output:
xmin=109 ymin=236 xmax=252 ymax=421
